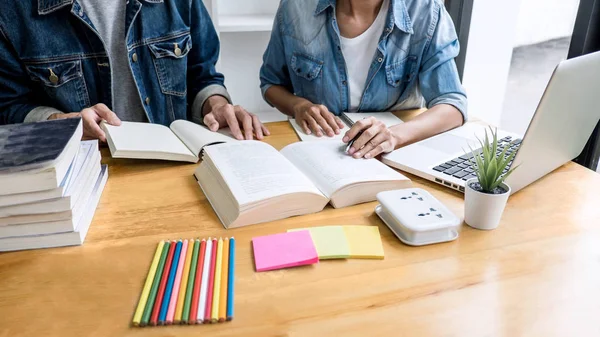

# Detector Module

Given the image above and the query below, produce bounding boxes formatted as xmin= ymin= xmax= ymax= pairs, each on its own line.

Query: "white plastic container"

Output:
xmin=375 ymin=188 xmax=461 ymax=246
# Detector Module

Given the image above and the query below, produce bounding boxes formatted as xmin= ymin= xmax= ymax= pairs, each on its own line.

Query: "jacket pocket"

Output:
xmin=290 ymin=52 xmax=323 ymax=102
xmin=291 ymin=52 xmax=323 ymax=81
xmin=25 ymin=59 xmax=90 ymax=110
xmin=148 ymin=33 xmax=192 ymax=97
xmin=386 ymin=56 xmax=417 ymax=88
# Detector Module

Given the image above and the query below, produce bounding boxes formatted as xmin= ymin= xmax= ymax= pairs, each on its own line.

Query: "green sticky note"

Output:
xmin=288 ymin=226 xmax=350 ymax=259
xmin=343 ymin=226 xmax=384 ymax=259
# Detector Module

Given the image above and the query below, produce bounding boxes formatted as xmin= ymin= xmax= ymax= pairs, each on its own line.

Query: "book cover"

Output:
xmin=0 ymin=118 xmax=81 ymax=173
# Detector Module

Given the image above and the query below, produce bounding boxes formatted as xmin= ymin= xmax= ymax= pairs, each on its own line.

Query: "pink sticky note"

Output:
xmin=252 ymin=231 xmax=319 ymax=272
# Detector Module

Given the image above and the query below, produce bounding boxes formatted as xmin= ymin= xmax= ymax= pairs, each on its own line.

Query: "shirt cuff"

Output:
xmin=428 ymin=93 xmax=468 ymax=124
xmin=24 ymin=106 xmax=64 ymax=123
xmin=260 ymin=84 xmax=275 ymax=107
xmin=191 ymin=85 xmax=232 ymax=124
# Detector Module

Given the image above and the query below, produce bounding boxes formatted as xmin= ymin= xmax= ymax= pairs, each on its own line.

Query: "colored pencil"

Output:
xmin=218 ymin=238 xmax=230 ymax=322
xmin=132 ymin=241 xmax=165 ymax=326
xmin=141 ymin=241 xmax=170 ymax=326
xmin=197 ymin=238 xmax=213 ymax=323
xmin=159 ymin=240 xmax=182 ymax=325
xmin=211 ymin=238 xmax=224 ymax=323
xmin=182 ymin=239 xmax=200 ymax=324
xmin=150 ymin=240 xmax=176 ymax=326
xmin=166 ymin=239 xmax=188 ymax=324
xmin=174 ymin=239 xmax=194 ymax=323
xmin=204 ymin=238 xmax=218 ymax=322
xmin=189 ymin=239 xmax=206 ymax=324
xmin=227 ymin=237 xmax=235 ymax=321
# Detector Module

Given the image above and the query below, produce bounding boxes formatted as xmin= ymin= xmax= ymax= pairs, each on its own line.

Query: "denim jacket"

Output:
xmin=260 ymin=0 xmax=467 ymax=120
xmin=0 ymin=0 xmax=228 ymax=125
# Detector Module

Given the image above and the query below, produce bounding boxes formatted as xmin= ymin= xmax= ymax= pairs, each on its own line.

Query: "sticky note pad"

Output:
xmin=252 ymin=231 xmax=319 ymax=272
xmin=343 ymin=226 xmax=385 ymax=259
xmin=288 ymin=226 xmax=350 ymax=259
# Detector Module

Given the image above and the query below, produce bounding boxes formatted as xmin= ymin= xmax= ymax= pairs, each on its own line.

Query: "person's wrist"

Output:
xmin=291 ymin=100 xmax=312 ymax=118
xmin=47 ymin=113 xmax=64 ymax=120
xmin=390 ymin=124 xmax=409 ymax=150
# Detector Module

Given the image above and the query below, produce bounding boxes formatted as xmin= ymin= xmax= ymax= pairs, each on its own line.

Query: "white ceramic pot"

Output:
xmin=464 ymin=178 xmax=511 ymax=230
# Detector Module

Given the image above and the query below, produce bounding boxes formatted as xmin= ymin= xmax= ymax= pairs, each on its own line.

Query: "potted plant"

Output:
xmin=464 ymin=128 xmax=518 ymax=230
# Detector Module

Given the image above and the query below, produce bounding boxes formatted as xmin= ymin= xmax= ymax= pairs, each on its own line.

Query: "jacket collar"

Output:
xmin=38 ymin=0 xmax=164 ymax=15
xmin=314 ymin=0 xmax=413 ymax=34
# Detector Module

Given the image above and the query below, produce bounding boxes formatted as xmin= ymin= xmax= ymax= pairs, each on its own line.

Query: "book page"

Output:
xmin=290 ymin=112 xmax=402 ymax=142
xmin=342 ymin=112 xmax=404 ymax=127
xmin=280 ymin=140 xmax=407 ymax=197
xmin=170 ymin=120 xmax=236 ymax=157
xmin=102 ymin=122 xmax=194 ymax=158
xmin=203 ymin=141 xmax=323 ymax=205
xmin=289 ymin=119 xmax=348 ymax=142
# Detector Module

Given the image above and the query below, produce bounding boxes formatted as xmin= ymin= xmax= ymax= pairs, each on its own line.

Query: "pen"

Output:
xmin=340 ymin=113 xmax=360 ymax=154
xmin=345 ymin=131 xmax=363 ymax=153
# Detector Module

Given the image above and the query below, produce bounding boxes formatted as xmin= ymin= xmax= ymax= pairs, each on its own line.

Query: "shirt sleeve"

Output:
xmin=24 ymin=106 xmax=64 ymax=123
xmin=0 ymin=22 xmax=43 ymax=124
xmin=259 ymin=2 xmax=293 ymax=106
xmin=418 ymin=2 xmax=468 ymax=123
xmin=187 ymin=0 xmax=230 ymax=122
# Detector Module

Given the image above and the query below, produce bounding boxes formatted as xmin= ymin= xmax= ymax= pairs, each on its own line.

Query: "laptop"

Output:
xmin=382 ymin=50 xmax=600 ymax=195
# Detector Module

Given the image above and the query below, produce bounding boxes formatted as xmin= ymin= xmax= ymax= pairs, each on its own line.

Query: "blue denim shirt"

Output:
xmin=260 ymin=0 xmax=467 ymax=120
xmin=0 ymin=0 xmax=228 ymax=125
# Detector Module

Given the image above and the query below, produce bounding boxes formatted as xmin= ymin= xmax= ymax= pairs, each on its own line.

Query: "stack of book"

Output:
xmin=0 ymin=118 xmax=108 ymax=251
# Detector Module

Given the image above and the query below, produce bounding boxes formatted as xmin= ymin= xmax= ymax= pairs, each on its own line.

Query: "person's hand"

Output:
xmin=343 ymin=117 xmax=400 ymax=159
xmin=292 ymin=102 xmax=344 ymax=137
xmin=48 ymin=103 xmax=121 ymax=142
xmin=203 ymin=101 xmax=269 ymax=140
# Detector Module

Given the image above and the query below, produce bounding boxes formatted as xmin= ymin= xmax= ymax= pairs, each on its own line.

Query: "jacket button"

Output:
xmin=377 ymin=57 xmax=383 ymax=62
xmin=132 ymin=53 xmax=138 ymax=62
xmin=48 ymin=68 xmax=59 ymax=84
xmin=145 ymin=97 xmax=150 ymax=105
xmin=174 ymin=43 xmax=182 ymax=57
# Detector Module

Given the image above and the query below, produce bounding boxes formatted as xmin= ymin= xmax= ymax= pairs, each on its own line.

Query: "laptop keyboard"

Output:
xmin=432 ymin=136 xmax=522 ymax=181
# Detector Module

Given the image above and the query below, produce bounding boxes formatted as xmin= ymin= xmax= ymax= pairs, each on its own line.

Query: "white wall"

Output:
xmin=513 ymin=0 xmax=579 ymax=47
xmin=462 ymin=0 xmax=522 ymax=126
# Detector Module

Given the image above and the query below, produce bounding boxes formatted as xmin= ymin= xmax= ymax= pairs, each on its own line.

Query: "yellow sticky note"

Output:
xmin=289 ymin=226 xmax=350 ymax=259
xmin=343 ymin=226 xmax=385 ymax=259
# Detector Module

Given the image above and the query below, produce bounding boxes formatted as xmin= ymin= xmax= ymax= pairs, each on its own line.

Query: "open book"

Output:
xmin=195 ymin=140 xmax=411 ymax=228
xmin=102 ymin=120 xmax=236 ymax=162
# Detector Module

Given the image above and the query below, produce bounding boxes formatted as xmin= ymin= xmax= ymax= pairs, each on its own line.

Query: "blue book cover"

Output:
xmin=0 ymin=118 xmax=82 ymax=173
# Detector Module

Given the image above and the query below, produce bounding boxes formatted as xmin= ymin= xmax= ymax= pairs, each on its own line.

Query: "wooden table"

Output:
xmin=1 ymin=114 xmax=600 ymax=337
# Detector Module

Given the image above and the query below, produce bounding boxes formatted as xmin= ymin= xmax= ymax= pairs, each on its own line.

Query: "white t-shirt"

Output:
xmin=340 ymin=0 xmax=389 ymax=112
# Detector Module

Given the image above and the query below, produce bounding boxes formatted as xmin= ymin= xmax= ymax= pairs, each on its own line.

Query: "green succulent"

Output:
xmin=467 ymin=127 xmax=519 ymax=193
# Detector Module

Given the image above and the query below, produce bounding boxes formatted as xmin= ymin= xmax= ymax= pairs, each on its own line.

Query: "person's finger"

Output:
xmin=312 ymin=110 xmax=334 ymax=137
xmin=250 ymin=114 xmax=264 ymax=140
xmin=318 ymin=105 xmax=339 ymax=135
xmin=300 ymin=118 xmax=311 ymax=135
xmin=343 ymin=117 xmax=373 ymax=143
xmin=364 ymin=139 xmax=393 ymax=159
xmin=335 ymin=116 xmax=345 ymax=129
xmin=81 ymin=108 xmax=107 ymax=142
xmin=203 ymin=113 xmax=220 ymax=131
xmin=306 ymin=115 xmax=321 ymax=137
xmin=350 ymin=123 xmax=383 ymax=155
xmin=92 ymin=103 xmax=121 ymax=126
xmin=261 ymin=124 xmax=270 ymax=136
xmin=222 ymin=105 xmax=243 ymax=140
xmin=235 ymin=106 xmax=254 ymax=140
xmin=357 ymin=132 xmax=387 ymax=159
